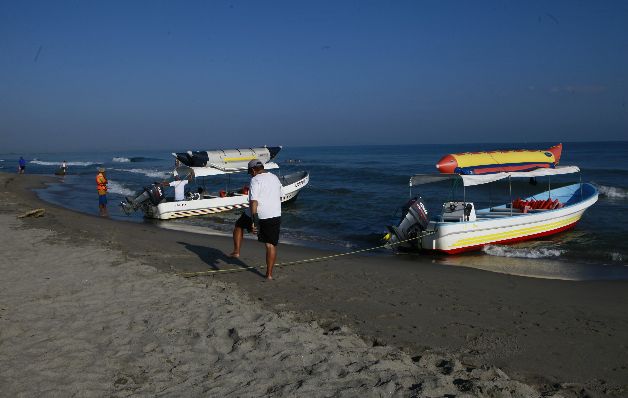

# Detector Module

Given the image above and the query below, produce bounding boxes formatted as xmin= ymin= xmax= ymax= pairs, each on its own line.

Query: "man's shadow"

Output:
xmin=177 ymin=241 xmax=265 ymax=278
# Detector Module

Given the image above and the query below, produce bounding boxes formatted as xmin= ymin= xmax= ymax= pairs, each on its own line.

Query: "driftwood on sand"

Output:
xmin=17 ymin=208 xmax=45 ymax=218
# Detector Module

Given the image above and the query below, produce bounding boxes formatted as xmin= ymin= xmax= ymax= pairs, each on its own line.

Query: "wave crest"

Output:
xmin=107 ymin=180 xmax=136 ymax=197
xmin=596 ymin=184 xmax=628 ymax=200
xmin=30 ymin=160 xmax=97 ymax=166
xmin=113 ymin=157 xmax=130 ymax=163
xmin=483 ymin=245 xmax=564 ymax=259
xmin=610 ymin=252 xmax=624 ymax=262
xmin=119 ymin=168 xmax=170 ymax=179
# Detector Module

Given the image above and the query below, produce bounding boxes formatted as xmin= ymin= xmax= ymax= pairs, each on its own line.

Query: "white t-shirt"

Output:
xmin=248 ymin=172 xmax=282 ymax=219
xmin=169 ymin=179 xmax=189 ymax=201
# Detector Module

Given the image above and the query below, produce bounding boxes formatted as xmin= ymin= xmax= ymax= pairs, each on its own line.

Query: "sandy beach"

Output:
xmin=1 ymin=173 xmax=627 ymax=397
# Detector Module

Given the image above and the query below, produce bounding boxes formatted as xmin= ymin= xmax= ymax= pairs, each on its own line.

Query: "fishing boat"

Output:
xmin=120 ymin=146 xmax=309 ymax=220
xmin=385 ymin=163 xmax=598 ymax=254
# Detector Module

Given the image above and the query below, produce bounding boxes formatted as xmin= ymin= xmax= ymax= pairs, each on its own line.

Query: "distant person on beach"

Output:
xmin=61 ymin=160 xmax=67 ymax=174
xmin=96 ymin=167 xmax=108 ymax=216
xmin=230 ymin=159 xmax=282 ymax=280
xmin=18 ymin=157 xmax=26 ymax=174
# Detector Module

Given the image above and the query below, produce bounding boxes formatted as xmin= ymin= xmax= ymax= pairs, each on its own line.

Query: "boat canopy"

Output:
xmin=410 ymin=165 xmax=581 ymax=187
xmin=174 ymin=162 xmax=280 ymax=178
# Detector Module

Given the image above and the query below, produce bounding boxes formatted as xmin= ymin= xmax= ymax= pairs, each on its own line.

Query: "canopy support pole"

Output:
xmin=509 ymin=176 xmax=512 ymax=216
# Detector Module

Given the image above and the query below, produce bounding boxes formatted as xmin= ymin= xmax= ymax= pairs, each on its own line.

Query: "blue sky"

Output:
xmin=1 ymin=0 xmax=627 ymax=152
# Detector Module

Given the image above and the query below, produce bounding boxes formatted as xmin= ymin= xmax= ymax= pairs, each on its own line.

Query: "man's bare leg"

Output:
xmin=230 ymin=226 xmax=244 ymax=257
xmin=265 ymin=243 xmax=276 ymax=279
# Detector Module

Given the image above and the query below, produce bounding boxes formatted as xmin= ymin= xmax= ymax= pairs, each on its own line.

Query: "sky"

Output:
xmin=1 ymin=0 xmax=627 ymax=152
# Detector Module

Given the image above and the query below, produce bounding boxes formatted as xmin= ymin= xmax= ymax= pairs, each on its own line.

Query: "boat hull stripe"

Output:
xmin=449 ymin=214 xmax=582 ymax=248
xmin=440 ymin=221 xmax=579 ymax=254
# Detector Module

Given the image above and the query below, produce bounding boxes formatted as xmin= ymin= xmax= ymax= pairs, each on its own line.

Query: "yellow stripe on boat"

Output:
xmin=223 ymin=156 xmax=257 ymax=162
xmin=450 ymin=214 xmax=582 ymax=248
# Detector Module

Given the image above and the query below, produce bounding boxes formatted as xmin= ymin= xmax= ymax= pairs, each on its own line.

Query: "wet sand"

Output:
xmin=1 ymin=172 xmax=627 ymax=397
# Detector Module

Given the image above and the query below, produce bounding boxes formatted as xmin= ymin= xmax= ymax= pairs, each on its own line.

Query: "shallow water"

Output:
xmin=3 ymin=141 xmax=627 ymax=279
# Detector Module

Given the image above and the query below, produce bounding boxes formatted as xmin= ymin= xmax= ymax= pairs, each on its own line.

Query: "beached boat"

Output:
xmin=120 ymin=146 xmax=309 ymax=220
xmin=385 ymin=165 xmax=598 ymax=254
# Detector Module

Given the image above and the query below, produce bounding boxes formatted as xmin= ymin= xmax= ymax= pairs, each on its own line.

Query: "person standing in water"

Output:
xmin=231 ymin=159 xmax=282 ymax=280
xmin=18 ymin=157 xmax=26 ymax=174
xmin=96 ymin=167 xmax=108 ymax=216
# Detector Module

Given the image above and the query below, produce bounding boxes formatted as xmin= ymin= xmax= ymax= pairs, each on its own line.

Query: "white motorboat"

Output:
xmin=121 ymin=146 xmax=309 ymax=220
xmin=385 ymin=166 xmax=598 ymax=254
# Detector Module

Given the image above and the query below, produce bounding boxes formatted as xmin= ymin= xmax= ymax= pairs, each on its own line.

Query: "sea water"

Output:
xmin=2 ymin=141 xmax=627 ymax=280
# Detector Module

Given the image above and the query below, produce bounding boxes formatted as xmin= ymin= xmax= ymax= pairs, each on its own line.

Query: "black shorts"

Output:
xmin=235 ymin=213 xmax=281 ymax=246
xmin=235 ymin=213 xmax=254 ymax=232
xmin=258 ymin=216 xmax=281 ymax=246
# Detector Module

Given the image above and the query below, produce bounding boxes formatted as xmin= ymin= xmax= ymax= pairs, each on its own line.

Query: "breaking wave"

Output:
xmin=30 ymin=160 xmax=97 ymax=167
xmin=483 ymin=245 xmax=564 ymax=259
xmin=595 ymin=184 xmax=628 ymax=200
xmin=113 ymin=156 xmax=160 ymax=163
xmin=107 ymin=180 xmax=136 ymax=197
xmin=119 ymin=168 xmax=170 ymax=179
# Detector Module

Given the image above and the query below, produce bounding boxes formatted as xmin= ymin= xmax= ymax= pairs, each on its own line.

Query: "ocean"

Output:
xmin=2 ymin=141 xmax=627 ymax=280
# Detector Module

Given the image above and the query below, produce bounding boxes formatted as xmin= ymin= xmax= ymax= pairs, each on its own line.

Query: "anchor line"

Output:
xmin=175 ymin=231 xmax=435 ymax=278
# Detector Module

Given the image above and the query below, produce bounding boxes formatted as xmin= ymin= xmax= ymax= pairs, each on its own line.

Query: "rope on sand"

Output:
xmin=175 ymin=232 xmax=434 ymax=278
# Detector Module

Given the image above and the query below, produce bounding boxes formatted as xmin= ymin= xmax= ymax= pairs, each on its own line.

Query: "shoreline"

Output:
xmin=2 ymin=172 xmax=627 ymax=396
xmin=36 ymin=170 xmax=628 ymax=281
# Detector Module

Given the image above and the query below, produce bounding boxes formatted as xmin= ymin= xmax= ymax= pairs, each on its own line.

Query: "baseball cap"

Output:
xmin=98 ymin=167 xmax=105 ymax=172
xmin=247 ymin=159 xmax=263 ymax=169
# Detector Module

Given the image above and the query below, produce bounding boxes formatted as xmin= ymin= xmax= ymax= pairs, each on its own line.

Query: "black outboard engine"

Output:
xmin=120 ymin=183 xmax=165 ymax=214
xmin=385 ymin=196 xmax=430 ymax=250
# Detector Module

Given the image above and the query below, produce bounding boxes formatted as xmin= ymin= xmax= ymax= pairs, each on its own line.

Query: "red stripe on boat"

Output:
xmin=437 ymin=221 xmax=579 ymax=254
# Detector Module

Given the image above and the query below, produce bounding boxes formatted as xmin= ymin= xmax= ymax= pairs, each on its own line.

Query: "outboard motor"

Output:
xmin=385 ymin=196 xmax=430 ymax=250
xmin=120 ymin=183 xmax=165 ymax=214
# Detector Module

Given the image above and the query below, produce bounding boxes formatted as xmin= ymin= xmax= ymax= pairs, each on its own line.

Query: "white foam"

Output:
xmin=483 ymin=244 xmax=564 ymax=259
xmin=112 ymin=157 xmax=131 ymax=163
xmin=107 ymin=180 xmax=136 ymax=197
xmin=596 ymin=184 xmax=628 ymax=200
xmin=29 ymin=160 xmax=97 ymax=167
xmin=610 ymin=252 xmax=624 ymax=262
xmin=118 ymin=168 xmax=170 ymax=179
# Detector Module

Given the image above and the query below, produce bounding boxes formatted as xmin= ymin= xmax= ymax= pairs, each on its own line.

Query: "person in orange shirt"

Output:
xmin=96 ymin=167 xmax=108 ymax=216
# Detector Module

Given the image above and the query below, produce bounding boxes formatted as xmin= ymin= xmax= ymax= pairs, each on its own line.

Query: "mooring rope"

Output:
xmin=175 ymin=231 xmax=434 ymax=278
